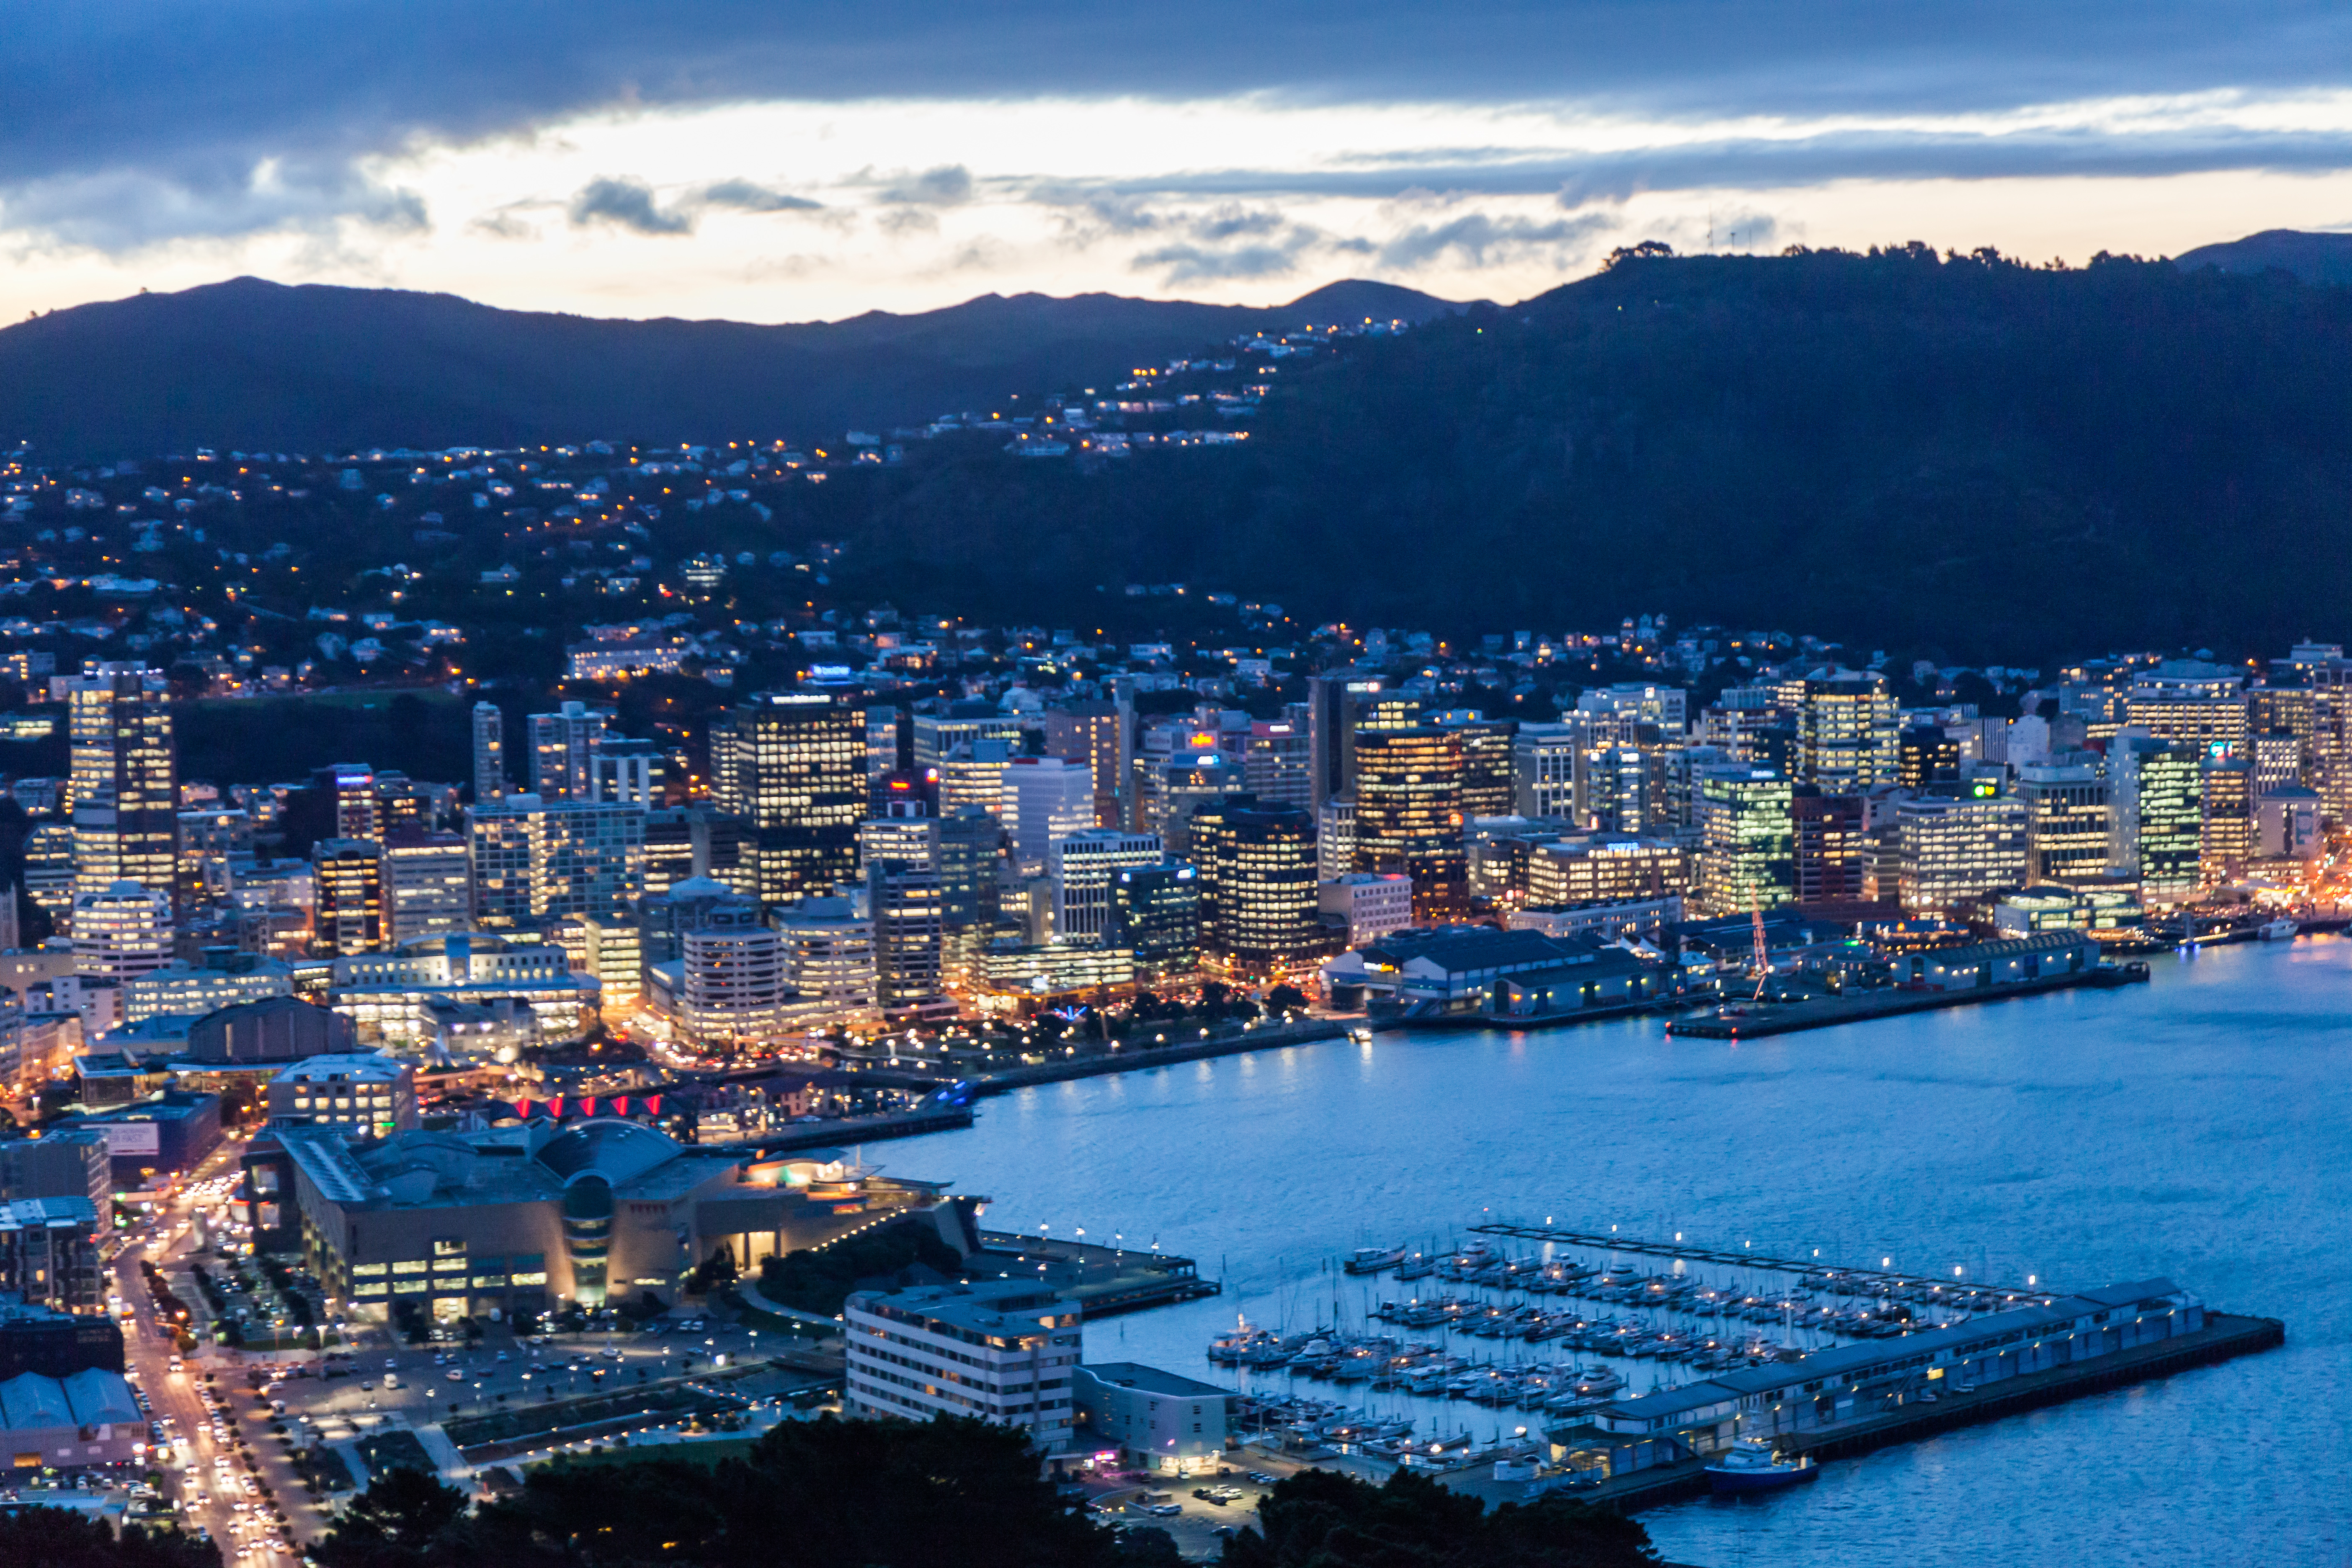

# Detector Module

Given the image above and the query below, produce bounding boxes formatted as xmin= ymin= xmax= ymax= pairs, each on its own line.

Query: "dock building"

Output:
xmin=843 ymin=1279 xmax=1083 ymax=1452
xmin=1073 ymin=1362 xmax=1235 ymax=1475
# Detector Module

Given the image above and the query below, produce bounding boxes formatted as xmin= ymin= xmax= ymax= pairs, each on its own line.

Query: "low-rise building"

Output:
xmin=0 ymin=1198 xmax=104 ymax=1312
xmin=1072 ymin=1362 xmax=1234 ymax=1474
xmin=328 ymin=932 xmax=600 ymax=1054
xmin=1317 ymin=873 xmax=1413 ymax=949
xmin=266 ymin=1054 xmax=419 ymax=1139
xmin=844 ymin=1280 xmax=1083 ymax=1453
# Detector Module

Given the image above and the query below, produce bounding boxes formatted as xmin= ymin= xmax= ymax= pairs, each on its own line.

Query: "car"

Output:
xmin=1149 ymin=1504 xmax=1181 ymax=1518
xmin=446 ymin=1369 xmax=463 ymax=1382
xmin=1246 ymin=1472 xmax=1274 ymax=1485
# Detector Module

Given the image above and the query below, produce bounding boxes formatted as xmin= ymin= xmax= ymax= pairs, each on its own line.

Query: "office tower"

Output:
xmin=1316 ymin=797 xmax=1357 ymax=882
xmin=1043 ymin=702 xmax=1129 ymax=828
xmin=70 ymin=881 xmax=172 ymax=980
xmin=713 ymin=694 xmax=866 ymax=905
xmin=1898 ymin=725 xmax=1962 ymax=789
xmin=935 ymin=806 xmax=1000 ymax=994
xmin=1192 ymin=796 xmax=1320 ymax=980
xmin=176 ymin=806 xmax=253 ymax=910
xmin=1240 ymin=718 xmax=1313 ymax=810
xmin=912 ymin=704 xmax=1023 ymax=774
xmin=1435 ymin=716 xmax=1515 ymax=820
xmin=939 ymin=738 xmax=1016 ymax=823
xmin=2015 ymin=765 xmax=2110 ymax=885
xmin=1108 ymin=863 xmax=1202 ymax=980
xmin=2110 ymin=738 xmax=2203 ymax=902
xmin=1582 ymin=744 xmax=1661 ymax=834
xmin=311 ymin=763 xmax=381 ymax=841
xmin=1137 ymin=752 xmax=1247 ymax=859
xmin=379 ymin=828 xmax=472 ymax=943
xmin=1892 ymin=786 xmax=2031 ymax=917
xmin=1527 ymin=834 xmax=1690 ymax=907
xmin=865 ymin=705 xmax=905 ymax=812
xmin=676 ymin=890 xmax=787 ymax=1047
xmin=642 ymin=809 xmax=696 ymax=898
xmin=311 ymin=839 xmax=384 ymax=955
xmin=528 ymin=701 xmax=610 ymax=800
xmin=1511 ymin=723 xmax=1583 ymax=818
xmin=1791 ymin=792 xmax=1868 ymax=906
xmin=1351 ymin=726 xmax=1467 ymax=919
xmin=22 ymin=823 xmax=75 ymax=926
xmin=773 ymin=897 xmax=879 ymax=1024
xmin=585 ymin=738 xmax=664 ymax=807
xmin=472 ymin=701 xmax=508 ymax=802
xmin=2125 ymin=665 xmax=2248 ymax=750
xmin=999 ymin=757 xmax=1094 ymax=877
xmin=2199 ymin=754 xmax=2254 ymax=888
xmin=1050 ymin=830 xmax=1163 ymax=944
xmin=64 ymin=664 xmax=177 ymax=900
xmin=2258 ymin=785 xmax=2324 ymax=859
xmin=1795 ymin=670 xmax=1900 ymax=791
xmin=467 ymin=795 xmax=645 ymax=924
xmin=1693 ymin=764 xmax=1796 ymax=916
xmin=860 ymin=810 xmax=952 ymax=1021
xmin=1305 ymin=673 xmax=1390 ymax=812
xmin=2250 ymin=730 xmax=2302 ymax=797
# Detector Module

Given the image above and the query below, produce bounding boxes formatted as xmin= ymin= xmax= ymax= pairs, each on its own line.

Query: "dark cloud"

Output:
xmin=568 ymin=177 xmax=693 ymax=235
xmin=877 ymin=165 xmax=974 ymax=206
xmin=1189 ymin=205 xmax=1286 ymax=242
xmin=699 ymin=179 xmax=822 ymax=212
xmin=10 ymin=3 xmax=2352 ymax=248
xmin=1133 ymin=241 xmax=1310 ymax=283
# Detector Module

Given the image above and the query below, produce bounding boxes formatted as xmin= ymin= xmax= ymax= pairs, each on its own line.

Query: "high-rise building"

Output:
xmin=379 ymin=828 xmax=472 ymax=943
xmin=70 ymin=882 xmax=172 ymax=981
xmin=1315 ymin=796 xmax=1357 ymax=882
xmin=1352 ymin=727 xmax=1467 ymax=919
xmin=1893 ymin=787 xmax=2032 ymax=917
xmin=1791 ymin=792 xmax=1868 ymax=905
xmin=773 ymin=897 xmax=879 ymax=1025
xmin=912 ymin=706 xmax=1024 ymax=774
xmin=1043 ymin=703 xmax=1130 ymax=828
xmin=1050 ymin=830 xmax=1163 ymax=945
xmin=467 ymin=796 xmax=645 ymax=925
xmin=675 ymin=888 xmax=787 ymax=1047
xmin=1526 ymin=834 xmax=1690 ymax=908
xmin=2015 ymin=765 xmax=2110 ymax=885
xmin=2125 ymin=665 xmax=2249 ymax=750
xmin=1193 ymin=796 xmax=1320 ymax=980
xmin=1437 ymin=716 xmax=1516 ymax=821
xmin=936 ymin=807 xmax=1002 ymax=995
xmin=589 ymin=739 xmax=666 ymax=807
xmin=64 ymin=665 xmax=177 ymax=902
xmin=859 ymin=810 xmax=952 ymax=1022
xmin=1581 ymin=744 xmax=1663 ymax=834
xmin=2199 ymin=753 xmax=2255 ymax=888
xmin=22 ymin=823 xmax=75 ymax=926
xmin=471 ymin=701 xmax=508 ymax=802
xmin=1798 ymin=669 xmax=1900 ymax=791
xmin=528 ymin=701 xmax=611 ymax=801
xmin=1693 ymin=764 xmax=1795 ymax=916
xmin=713 ymin=694 xmax=866 ymax=905
xmin=1137 ymin=752 xmax=1247 ymax=860
xmin=1240 ymin=719 xmax=1313 ymax=811
xmin=1000 ymin=757 xmax=1095 ymax=877
xmin=1108 ymin=863 xmax=1202 ymax=980
xmin=311 ymin=838 xmax=384 ymax=956
xmin=2110 ymin=737 xmax=2203 ymax=902
xmin=1511 ymin=723 xmax=1583 ymax=819
xmin=1898 ymin=725 xmax=1962 ymax=789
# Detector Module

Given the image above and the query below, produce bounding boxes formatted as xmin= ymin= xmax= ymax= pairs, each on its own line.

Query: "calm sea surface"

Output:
xmin=887 ymin=938 xmax=2351 ymax=1566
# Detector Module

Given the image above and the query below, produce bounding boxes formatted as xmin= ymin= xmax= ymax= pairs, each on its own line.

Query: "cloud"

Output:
xmin=568 ymin=176 xmax=693 ymax=235
xmin=0 ymin=159 xmax=426 ymax=253
xmin=877 ymin=165 xmax=973 ymax=206
xmin=1188 ymin=204 xmax=1285 ymax=242
xmin=469 ymin=208 xmax=539 ymax=240
xmin=1134 ymin=221 xmax=1325 ymax=283
xmin=699 ymin=179 xmax=822 ymax=212
xmin=1375 ymin=210 xmax=1620 ymax=270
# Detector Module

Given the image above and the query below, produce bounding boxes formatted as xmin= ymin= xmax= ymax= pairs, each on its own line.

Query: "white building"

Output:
xmin=1316 ymin=873 xmax=1414 ymax=947
xmin=121 ymin=955 xmax=293 ymax=1025
xmin=1072 ymin=1362 xmax=1235 ymax=1475
xmin=1001 ymin=757 xmax=1095 ymax=875
xmin=466 ymin=794 xmax=645 ymax=924
xmin=774 ymin=897 xmax=879 ymax=1025
xmin=380 ymin=829 xmax=472 ymax=943
xmin=678 ymin=896 xmax=787 ymax=1046
xmin=844 ymin=1281 xmax=1082 ymax=1452
xmin=1050 ymin=830 xmax=1163 ymax=944
xmin=266 ymin=1053 xmax=419 ymax=1138
xmin=70 ymin=882 xmax=171 ymax=982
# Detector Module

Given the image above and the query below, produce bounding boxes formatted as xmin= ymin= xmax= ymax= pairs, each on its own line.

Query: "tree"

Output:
xmin=315 ymin=1468 xmax=472 ymax=1568
xmin=1222 ymin=1467 xmax=1656 ymax=1568
xmin=0 ymin=1507 xmax=219 ymax=1568
xmin=1265 ymin=984 xmax=1309 ymax=1016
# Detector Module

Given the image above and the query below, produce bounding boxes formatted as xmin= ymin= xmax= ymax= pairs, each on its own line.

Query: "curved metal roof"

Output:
xmin=531 ymin=1118 xmax=682 ymax=1186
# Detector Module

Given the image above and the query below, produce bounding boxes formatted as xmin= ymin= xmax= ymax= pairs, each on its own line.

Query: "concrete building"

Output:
xmin=844 ymin=1280 xmax=1082 ymax=1452
xmin=2258 ymin=784 xmax=2324 ymax=860
xmin=1315 ymin=796 xmax=1357 ymax=883
xmin=1001 ymin=757 xmax=1094 ymax=877
xmin=1894 ymin=789 xmax=2032 ymax=918
xmin=329 ymin=933 xmax=599 ymax=1053
xmin=472 ymin=701 xmax=508 ymax=802
xmin=1352 ymin=726 xmax=1467 ymax=919
xmin=379 ymin=828 xmax=472 ymax=943
xmin=467 ymin=795 xmax=645 ymax=925
xmin=0 ymin=1131 xmax=110 ymax=1207
xmin=2016 ymin=765 xmax=2110 ymax=885
xmin=2199 ymin=754 xmax=2255 ymax=888
xmin=673 ymin=890 xmax=789 ymax=1047
xmin=121 ymin=951 xmax=293 ymax=1026
xmin=70 ymin=883 xmax=171 ymax=982
xmin=1042 ymin=703 xmax=1130 ymax=829
xmin=1317 ymin=873 xmax=1414 ymax=948
xmin=773 ymin=898 xmax=879 ymax=1026
xmin=265 ymin=1054 xmax=419 ymax=1139
xmin=0 ymin=1199 xmax=105 ymax=1313
xmin=1528 ymin=834 xmax=1690 ymax=909
xmin=1051 ymin=830 xmax=1164 ymax=946
xmin=1073 ymin=1363 xmax=1234 ymax=1474
xmin=311 ymin=838 xmax=383 ymax=956
xmin=528 ymin=701 xmax=610 ymax=801
xmin=270 ymin=1119 xmax=942 ymax=1319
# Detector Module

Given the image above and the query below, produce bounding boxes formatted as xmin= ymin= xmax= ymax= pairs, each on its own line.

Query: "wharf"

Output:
xmin=1464 ymin=1220 xmax=2031 ymax=1304
xmin=970 ymin=1230 xmax=1221 ymax=1317
xmin=968 ymin=1019 xmax=1344 ymax=1095
xmin=709 ymin=1104 xmax=975 ymax=1157
xmin=1467 ymin=1310 xmax=2285 ymax=1514
xmin=1381 ymin=998 xmax=1666 ymax=1033
xmin=1664 ymin=966 xmax=2145 ymax=1040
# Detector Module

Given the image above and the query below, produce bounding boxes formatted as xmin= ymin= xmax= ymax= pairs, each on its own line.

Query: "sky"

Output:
xmin=9 ymin=2 xmax=2352 ymax=324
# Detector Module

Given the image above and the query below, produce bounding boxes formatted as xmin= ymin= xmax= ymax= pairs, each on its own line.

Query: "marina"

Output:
xmin=883 ymin=937 xmax=2347 ymax=1565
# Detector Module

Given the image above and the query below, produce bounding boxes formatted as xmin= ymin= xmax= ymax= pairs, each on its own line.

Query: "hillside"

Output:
xmin=2173 ymin=229 xmax=2352 ymax=287
xmin=802 ymin=245 xmax=2352 ymax=661
xmin=0 ymin=276 xmax=1465 ymax=459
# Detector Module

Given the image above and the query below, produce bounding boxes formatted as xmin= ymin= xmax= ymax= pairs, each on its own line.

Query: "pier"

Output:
xmin=971 ymin=1230 xmax=1221 ymax=1317
xmin=1664 ymin=965 xmax=2146 ymax=1040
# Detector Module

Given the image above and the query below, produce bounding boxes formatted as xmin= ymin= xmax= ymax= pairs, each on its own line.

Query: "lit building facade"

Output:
xmin=70 ymin=882 xmax=172 ymax=981
xmin=312 ymin=838 xmax=384 ymax=956
xmin=844 ymin=1281 xmax=1082 ymax=1451
xmin=379 ymin=828 xmax=472 ymax=943
xmin=64 ymin=665 xmax=177 ymax=903
xmin=2016 ymin=765 xmax=2110 ymax=885
xmin=1798 ymin=670 xmax=1900 ymax=791
xmin=713 ymin=694 xmax=866 ymax=905
xmin=1893 ymin=789 xmax=2032 ymax=917
xmin=1194 ymin=797 xmax=1321 ymax=980
xmin=1351 ymin=726 xmax=1467 ymax=919
xmin=1693 ymin=765 xmax=1795 ymax=916
xmin=467 ymin=795 xmax=645 ymax=925
xmin=1050 ymin=830 xmax=1164 ymax=945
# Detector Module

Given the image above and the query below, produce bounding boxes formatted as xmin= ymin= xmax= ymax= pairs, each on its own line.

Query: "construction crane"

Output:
xmin=1751 ymin=907 xmax=1771 ymax=1001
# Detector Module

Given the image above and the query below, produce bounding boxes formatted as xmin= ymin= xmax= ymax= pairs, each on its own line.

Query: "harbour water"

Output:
xmin=888 ymin=936 xmax=2351 ymax=1566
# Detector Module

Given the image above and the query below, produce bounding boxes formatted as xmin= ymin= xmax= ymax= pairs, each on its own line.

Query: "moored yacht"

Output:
xmin=1705 ymin=1437 xmax=1819 ymax=1493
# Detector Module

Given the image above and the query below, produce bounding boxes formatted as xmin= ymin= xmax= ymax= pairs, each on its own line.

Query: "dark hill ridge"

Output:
xmin=808 ymin=243 xmax=2352 ymax=661
xmin=2173 ymin=228 xmax=2352 ymax=287
xmin=0 ymin=276 xmax=1468 ymax=459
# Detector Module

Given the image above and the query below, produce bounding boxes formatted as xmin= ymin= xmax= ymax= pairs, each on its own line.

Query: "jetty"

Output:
xmin=1666 ymin=963 xmax=2147 ymax=1040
